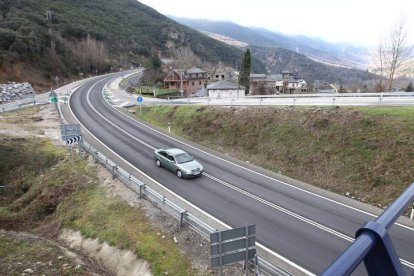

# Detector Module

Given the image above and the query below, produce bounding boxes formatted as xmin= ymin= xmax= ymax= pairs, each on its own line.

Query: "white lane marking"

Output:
xmin=204 ymin=172 xmax=353 ymax=242
xmin=75 ymin=79 xmax=315 ymax=275
xmin=203 ymin=171 xmax=414 ymax=267
xmin=109 ymin=98 xmax=414 ymax=233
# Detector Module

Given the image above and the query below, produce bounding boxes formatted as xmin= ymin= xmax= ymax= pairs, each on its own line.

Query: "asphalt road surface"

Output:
xmin=68 ymin=75 xmax=414 ymax=275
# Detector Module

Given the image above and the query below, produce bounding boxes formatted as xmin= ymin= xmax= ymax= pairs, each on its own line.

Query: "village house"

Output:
xmin=206 ymin=80 xmax=245 ymax=98
xmin=250 ymin=74 xmax=277 ymax=95
xmin=249 ymin=71 xmax=308 ymax=95
xmin=210 ymin=62 xmax=238 ymax=83
xmin=163 ymin=67 xmax=209 ymax=97
xmin=275 ymin=71 xmax=308 ymax=94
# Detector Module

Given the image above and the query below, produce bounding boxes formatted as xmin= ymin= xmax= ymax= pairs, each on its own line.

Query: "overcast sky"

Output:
xmin=139 ymin=0 xmax=414 ymax=48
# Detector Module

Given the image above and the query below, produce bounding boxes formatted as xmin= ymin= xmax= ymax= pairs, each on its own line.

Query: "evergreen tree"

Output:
xmin=238 ymin=48 xmax=251 ymax=95
xmin=406 ymin=81 xmax=413 ymax=92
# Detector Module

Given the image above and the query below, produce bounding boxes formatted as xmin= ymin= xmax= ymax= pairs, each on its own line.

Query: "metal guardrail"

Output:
xmin=81 ymin=142 xmax=287 ymax=276
xmin=322 ymin=182 xmax=414 ymax=276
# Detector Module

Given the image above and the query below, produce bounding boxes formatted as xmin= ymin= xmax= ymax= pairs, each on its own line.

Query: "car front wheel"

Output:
xmin=176 ymin=170 xmax=183 ymax=178
xmin=156 ymin=159 xmax=161 ymax=167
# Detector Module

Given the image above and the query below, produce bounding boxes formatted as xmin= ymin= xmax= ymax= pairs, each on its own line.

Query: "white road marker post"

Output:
xmin=410 ymin=202 xmax=414 ymax=220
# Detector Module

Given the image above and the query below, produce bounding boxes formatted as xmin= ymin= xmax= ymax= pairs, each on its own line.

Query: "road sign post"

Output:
xmin=60 ymin=124 xmax=82 ymax=154
xmin=137 ymin=96 xmax=143 ymax=116
xmin=210 ymin=225 xmax=257 ymax=276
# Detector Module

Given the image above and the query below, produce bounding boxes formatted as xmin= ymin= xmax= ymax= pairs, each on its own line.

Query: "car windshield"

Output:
xmin=174 ymin=153 xmax=194 ymax=164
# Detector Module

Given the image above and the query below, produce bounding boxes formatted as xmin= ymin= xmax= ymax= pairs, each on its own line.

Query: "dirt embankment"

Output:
xmin=0 ymin=105 xmax=242 ymax=275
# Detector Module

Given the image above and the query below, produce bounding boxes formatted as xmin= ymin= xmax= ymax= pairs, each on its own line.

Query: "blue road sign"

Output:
xmin=137 ymin=96 xmax=143 ymax=103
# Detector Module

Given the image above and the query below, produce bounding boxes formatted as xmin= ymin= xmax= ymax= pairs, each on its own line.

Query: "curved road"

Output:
xmin=68 ymin=75 xmax=414 ymax=275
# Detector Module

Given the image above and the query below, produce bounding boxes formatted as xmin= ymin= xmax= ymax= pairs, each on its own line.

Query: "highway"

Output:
xmin=68 ymin=75 xmax=414 ymax=275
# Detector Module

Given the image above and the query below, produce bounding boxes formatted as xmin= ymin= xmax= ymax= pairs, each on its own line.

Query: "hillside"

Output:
xmin=0 ymin=0 xmax=265 ymax=90
xmin=172 ymin=17 xmax=377 ymax=86
xmin=173 ymin=17 xmax=371 ymax=68
xmin=251 ymin=46 xmax=377 ymax=87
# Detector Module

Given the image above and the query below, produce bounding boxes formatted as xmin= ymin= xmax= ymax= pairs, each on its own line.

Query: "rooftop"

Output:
xmin=187 ymin=67 xmax=207 ymax=74
xmin=207 ymin=80 xmax=245 ymax=90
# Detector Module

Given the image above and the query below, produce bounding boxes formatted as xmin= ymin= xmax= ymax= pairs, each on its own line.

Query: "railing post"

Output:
xmin=323 ymin=182 xmax=414 ymax=275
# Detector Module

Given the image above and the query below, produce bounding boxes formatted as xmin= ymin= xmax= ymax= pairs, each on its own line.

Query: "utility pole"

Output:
xmin=180 ymin=70 xmax=184 ymax=98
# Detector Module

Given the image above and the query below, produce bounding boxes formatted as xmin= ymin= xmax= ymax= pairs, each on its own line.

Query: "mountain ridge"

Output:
xmin=0 ymin=0 xmax=266 ymax=89
xmin=172 ymin=17 xmax=372 ymax=69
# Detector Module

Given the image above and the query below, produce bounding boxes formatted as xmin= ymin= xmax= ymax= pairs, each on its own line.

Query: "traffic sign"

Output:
xmin=60 ymin=124 xmax=81 ymax=141
xmin=67 ymin=135 xmax=82 ymax=145
xmin=49 ymin=90 xmax=58 ymax=103
xmin=137 ymin=96 xmax=143 ymax=103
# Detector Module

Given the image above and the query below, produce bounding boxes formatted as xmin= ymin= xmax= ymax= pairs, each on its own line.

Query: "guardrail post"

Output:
xmin=355 ymin=221 xmax=405 ymax=276
xmin=255 ymin=254 xmax=261 ymax=276
xmin=139 ymin=184 xmax=144 ymax=199
xmin=180 ymin=211 xmax=187 ymax=228
xmin=92 ymin=151 xmax=98 ymax=163
xmin=111 ymin=165 xmax=118 ymax=179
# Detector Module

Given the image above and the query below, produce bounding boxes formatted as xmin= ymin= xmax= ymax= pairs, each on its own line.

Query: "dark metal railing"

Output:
xmin=323 ymin=182 xmax=414 ymax=276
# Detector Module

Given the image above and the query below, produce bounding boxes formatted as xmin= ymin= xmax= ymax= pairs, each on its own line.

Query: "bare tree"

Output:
xmin=377 ymin=16 xmax=411 ymax=91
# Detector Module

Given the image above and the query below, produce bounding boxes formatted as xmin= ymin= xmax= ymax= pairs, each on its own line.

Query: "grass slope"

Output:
xmin=133 ymin=105 xmax=414 ymax=207
xmin=0 ymin=134 xmax=198 ymax=275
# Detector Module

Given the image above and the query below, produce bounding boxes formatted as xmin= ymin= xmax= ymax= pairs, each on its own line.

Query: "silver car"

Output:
xmin=154 ymin=148 xmax=203 ymax=178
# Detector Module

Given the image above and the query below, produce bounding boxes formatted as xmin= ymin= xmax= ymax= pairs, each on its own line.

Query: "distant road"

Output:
xmin=67 ymin=75 xmax=414 ymax=275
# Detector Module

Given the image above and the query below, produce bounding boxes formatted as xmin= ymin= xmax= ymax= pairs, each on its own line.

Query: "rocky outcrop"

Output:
xmin=0 ymin=82 xmax=35 ymax=103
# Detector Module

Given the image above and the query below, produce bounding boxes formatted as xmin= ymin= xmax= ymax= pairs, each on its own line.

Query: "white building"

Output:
xmin=207 ymin=80 xmax=245 ymax=98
